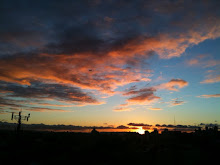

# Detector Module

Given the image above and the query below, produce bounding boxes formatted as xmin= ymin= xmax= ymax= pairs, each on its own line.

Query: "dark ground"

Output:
xmin=0 ymin=130 xmax=219 ymax=165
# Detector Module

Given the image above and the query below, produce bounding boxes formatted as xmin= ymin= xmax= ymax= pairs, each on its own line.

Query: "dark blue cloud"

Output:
xmin=0 ymin=81 xmax=99 ymax=103
xmin=1 ymin=0 xmax=219 ymax=56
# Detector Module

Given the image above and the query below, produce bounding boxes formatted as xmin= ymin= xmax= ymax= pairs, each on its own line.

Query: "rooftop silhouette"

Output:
xmin=0 ymin=126 xmax=219 ymax=165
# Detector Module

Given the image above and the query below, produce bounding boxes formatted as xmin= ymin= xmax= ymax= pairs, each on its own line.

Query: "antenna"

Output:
xmin=27 ymin=113 xmax=30 ymax=121
xmin=174 ymin=115 xmax=176 ymax=126
xmin=11 ymin=112 xmax=14 ymax=120
xmin=174 ymin=115 xmax=176 ymax=131
xmin=11 ymin=110 xmax=31 ymax=135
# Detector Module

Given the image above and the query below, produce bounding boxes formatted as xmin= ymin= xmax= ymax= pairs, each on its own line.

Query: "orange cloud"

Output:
xmin=123 ymin=87 xmax=156 ymax=96
xmin=0 ymin=16 xmax=219 ymax=95
xmin=25 ymin=107 xmax=70 ymax=112
xmin=119 ymin=79 xmax=187 ymax=107
xmin=109 ymin=18 xmax=220 ymax=59
xmin=187 ymin=55 xmax=220 ymax=68
xmin=113 ymin=107 xmax=132 ymax=112
xmin=200 ymin=75 xmax=220 ymax=84
xmin=0 ymin=52 xmax=152 ymax=95
xmin=171 ymin=100 xmax=185 ymax=106
xmin=187 ymin=59 xmax=199 ymax=66
xmin=205 ymin=60 xmax=220 ymax=68
xmin=28 ymin=102 xmax=80 ymax=107
xmin=122 ymin=87 xmax=160 ymax=105
xmin=187 ymin=55 xmax=220 ymax=84
xmin=149 ymin=107 xmax=162 ymax=110
xmin=197 ymin=94 xmax=220 ymax=98
xmin=127 ymin=93 xmax=160 ymax=104
xmin=0 ymin=6 xmax=219 ymax=110
xmin=157 ymin=79 xmax=188 ymax=91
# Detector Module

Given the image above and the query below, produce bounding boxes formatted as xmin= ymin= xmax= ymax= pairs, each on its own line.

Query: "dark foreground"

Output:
xmin=0 ymin=130 xmax=219 ymax=165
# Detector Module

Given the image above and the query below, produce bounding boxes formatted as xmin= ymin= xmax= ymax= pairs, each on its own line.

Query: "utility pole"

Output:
xmin=11 ymin=111 xmax=30 ymax=135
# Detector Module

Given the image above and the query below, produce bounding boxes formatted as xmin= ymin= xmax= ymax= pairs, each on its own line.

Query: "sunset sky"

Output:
xmin=0 ymin=0 xmax=219 ymax=131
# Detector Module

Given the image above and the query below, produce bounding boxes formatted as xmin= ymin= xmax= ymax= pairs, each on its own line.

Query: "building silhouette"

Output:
xmin=91 ymin=128 xmax=99 ymax=135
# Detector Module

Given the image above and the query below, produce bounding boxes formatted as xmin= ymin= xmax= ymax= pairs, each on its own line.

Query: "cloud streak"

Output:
xmin=197 ymin=94 xmax=220 ymax=98
xmin=0 ymin=82 xmax=101 ymax=105
xmin=113 ymin=107 xmax=131 ymax=112
xmin=149 ymin=107 xmax=162 ymax=110
xmin=200 ymin=75 xmax=220 ymax=84
xmin=0 ymin=82 xmax=104 ymax=113
xmin=171 ymin=100 xmax=185 ymax=106
xmin=123 ymin=87 xmax=160 ymax=105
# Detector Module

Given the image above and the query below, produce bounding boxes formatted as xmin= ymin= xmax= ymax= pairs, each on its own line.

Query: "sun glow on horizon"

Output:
xmin=137 ymin=127 xmax=145 ymax=135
